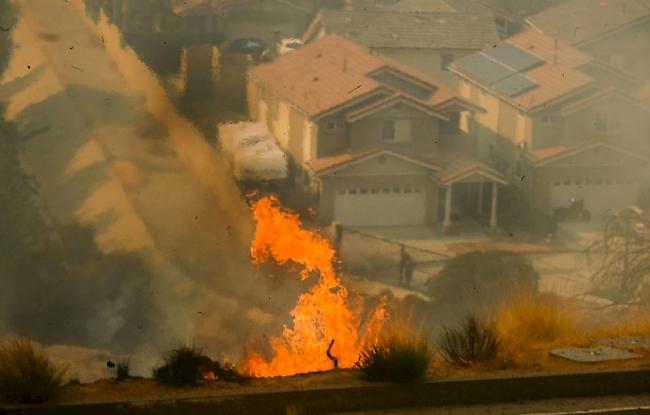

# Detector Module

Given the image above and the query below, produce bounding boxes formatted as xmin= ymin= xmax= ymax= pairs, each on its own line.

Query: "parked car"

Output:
xmin=218 ymin=122 xmax=288 ymax=182
xmin=277 ymin=38 xmax=303 ymax=56
xmin=225 ymin=38 xmax=267 ymax=61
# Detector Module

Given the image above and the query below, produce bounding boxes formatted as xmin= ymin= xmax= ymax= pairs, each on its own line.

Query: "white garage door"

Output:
xmin=550 ymin=179 xmax=639 ymax=216
xmin=334 ymin=186 xmax=426 ymax=226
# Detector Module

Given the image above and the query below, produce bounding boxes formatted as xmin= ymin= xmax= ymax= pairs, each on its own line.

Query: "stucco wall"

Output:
xmin=580 ymin=22 xmax=650 ymax=81
xmin=348 ymin=105 xmax=440 ymax=153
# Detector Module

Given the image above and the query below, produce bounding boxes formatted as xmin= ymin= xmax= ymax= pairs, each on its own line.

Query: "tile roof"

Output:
xmin=313 ymin=10 xmax=499 ymax=50
xmin=377 ymin=0 xmax=456 ymax=12
xmin=529 ymin=145 xmax=571 ymax=161
xmin=249 ymin=34 xmax=462 ymax=118
xmin=525 ymin=0 xmax=650 ymax=45
xmin=639 ymin=83 xmax=650 ymax=101
xmin=450 ymin=30 xmax=597 ymax=112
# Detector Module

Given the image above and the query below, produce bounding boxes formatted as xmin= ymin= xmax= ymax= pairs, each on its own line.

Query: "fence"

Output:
xmin=328 ymin=225 xmax=450 ymax=290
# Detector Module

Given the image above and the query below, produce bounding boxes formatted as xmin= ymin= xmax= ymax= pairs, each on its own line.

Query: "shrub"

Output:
xmin=358 ymin=334 xmax=432 ymax=383
xmin=427 ymin=251 xmax=539 ymax=314
xmin=0 ymin=336 xmax=68 ymax=403
xmin=438 ymin=316 xmax=500 ymax=366
xmin=497 ymin=293 xmax=574 ymax=349
xmin=116 ymin=360 xmax=130 ymax=381
xmin=153 ymin=345 xmax=207 ymax=386
xmin=498 ymin=185 xmax=556 ymax=238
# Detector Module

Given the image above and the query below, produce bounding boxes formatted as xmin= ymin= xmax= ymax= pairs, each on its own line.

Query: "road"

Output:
xmin=341 ymin=394 xmax=650 ymax=414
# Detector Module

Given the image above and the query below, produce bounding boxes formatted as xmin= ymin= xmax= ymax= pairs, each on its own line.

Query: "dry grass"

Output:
xmin=496 ymin=292 xmax=578 ymax=351
xmin=0 ymin=336 xmax=68 ymax=403
xmin=438 ymin=316 xmax=501 ymax=366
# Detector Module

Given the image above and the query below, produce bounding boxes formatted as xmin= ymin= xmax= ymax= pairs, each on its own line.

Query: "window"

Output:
xmin=337 ymin=189 xmax=346 ymax=195
xmin=404 ymin=188 xmax=412 ymax=194
xmin=349 ymin=189 xmax=357 ymax=195
xmin=414 ymin=188 xmax=422 ymax=193
xmin=594 ymin=111 xmax=620 ymax=132
xmin=382 ymin=120 xmax=395 ymax=142
xmin=393 ymin=188 xmax=400 ymax=193
xmin=382 ymin=188 xmax=390 ymax=193
xmin=441 ymin=54 xmax=454 ymax=71
xmin=360 ymin=188 xmax=368 ymax=194
xmin=371 ymin=188 xmax=379 ymax=194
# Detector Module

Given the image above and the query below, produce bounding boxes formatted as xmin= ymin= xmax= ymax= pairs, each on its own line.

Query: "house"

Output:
xmin=447 ymin=0 xmax=563 ymax=37
xmin=344 ymin=0 xmax=456 ymax=12
xmin=525 ymin=0 xmax=650 ymax=80
xmin=247 ymin=34 xmax=509 ymax=229
xmin=448 ymin=30 xmax=650 ymax=218
xmin=302 ymin=10 xmax=500 ymax=86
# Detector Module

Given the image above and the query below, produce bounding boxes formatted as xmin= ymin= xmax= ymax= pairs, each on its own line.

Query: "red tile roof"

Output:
xmin=249 ymin=34 xmax=460 ymax=118
xmin=450 ymin=30 xmax=596 ymax=112
xmin=530 ymin=145 xmax=571 ymax=161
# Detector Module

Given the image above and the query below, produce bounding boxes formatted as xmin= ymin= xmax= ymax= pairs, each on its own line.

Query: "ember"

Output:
xmin=245 ymin=196 xmax=388 ymax=377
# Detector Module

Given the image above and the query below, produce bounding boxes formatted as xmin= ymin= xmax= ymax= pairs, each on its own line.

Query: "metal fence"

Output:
xmin=330 ymin=225 xmax=450 ymax=289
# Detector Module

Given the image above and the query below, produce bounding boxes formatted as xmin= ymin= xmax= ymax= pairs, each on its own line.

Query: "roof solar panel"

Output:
xmin=492 ymin=73 xmax=538 ymax=97
xmin=483 ymin=43 xmax=544 ymax=72
xmin=454 ymin=55 xmax=514 ymax=84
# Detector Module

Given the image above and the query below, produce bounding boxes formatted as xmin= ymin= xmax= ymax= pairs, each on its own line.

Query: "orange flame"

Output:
xmin=245 ymin=196 xmax=388 ymax=377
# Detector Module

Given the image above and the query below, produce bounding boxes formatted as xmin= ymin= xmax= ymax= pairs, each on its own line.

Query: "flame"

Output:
xmin=203 ymin=371 xmax=216 ymax=381
xmin=245 ymin=195 xmax=388 ymax=377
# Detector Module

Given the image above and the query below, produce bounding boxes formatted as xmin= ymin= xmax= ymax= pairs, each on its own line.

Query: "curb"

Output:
xmin=4 ymin=368 xmax=650 ymax=414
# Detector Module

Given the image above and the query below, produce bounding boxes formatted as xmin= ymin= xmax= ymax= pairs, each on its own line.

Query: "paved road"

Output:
xmin=340 ymin=394 xmax=650 ymax=415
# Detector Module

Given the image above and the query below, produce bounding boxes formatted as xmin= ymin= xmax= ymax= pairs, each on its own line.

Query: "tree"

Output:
xmin=585 ymin=207 xmax=650 ymax=303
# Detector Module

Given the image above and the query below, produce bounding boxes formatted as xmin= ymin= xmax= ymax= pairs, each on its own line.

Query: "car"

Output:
xmin=277 ymin=37 xmax=303 ymax=56
xmin=225 ymin=38 xmax=267 ymax=60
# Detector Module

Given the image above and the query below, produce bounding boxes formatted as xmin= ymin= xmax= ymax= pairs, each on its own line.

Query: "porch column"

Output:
xmin=477 ymin=182 xmax=484 ymax=215
xmin=489 ymin=181 xmax=498 ymax=229
xmin=443 ymin=184 xmax=453 ymax=229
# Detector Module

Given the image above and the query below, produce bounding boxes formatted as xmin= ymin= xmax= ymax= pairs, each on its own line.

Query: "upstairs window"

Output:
xmin=440 ymin=54 xmax=454 ymax=71
xmin=594 ymin=111 xmax=620 ymax=132
xmin=382 ymin=120 xmax=396 ymax=142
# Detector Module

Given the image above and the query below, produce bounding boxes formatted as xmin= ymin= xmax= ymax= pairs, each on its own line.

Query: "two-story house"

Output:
xmin=525 ymin=0 xmax=650 ymax=80
xmin=301 ymin=10 xmax=500 ymax=87
xmin=449 ymin=29 xmax=650 ymax=218
xmin=247 ymin=34 xmax=508 ymax=229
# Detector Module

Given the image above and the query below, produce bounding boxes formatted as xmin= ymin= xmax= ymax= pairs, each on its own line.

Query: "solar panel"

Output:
xmin=492 ymin=73 xmax=538 ymax=97
xmin=454 ymin=55 xmax=514 ymax=84
xmin=483 ymin=43 xmax=544 ymax=72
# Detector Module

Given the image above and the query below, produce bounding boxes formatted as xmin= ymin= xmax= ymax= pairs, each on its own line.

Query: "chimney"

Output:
xmin=554 ymin=38 xmax=559 ymax=49
xmin=343 ymin=58 xmax=348 ymax=72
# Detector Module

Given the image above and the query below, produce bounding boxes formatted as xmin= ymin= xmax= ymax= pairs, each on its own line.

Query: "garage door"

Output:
xmin=334 ymin=186 xmax=426 ymax=226
xmin=550 ymin=179 xmax=639 ymax=216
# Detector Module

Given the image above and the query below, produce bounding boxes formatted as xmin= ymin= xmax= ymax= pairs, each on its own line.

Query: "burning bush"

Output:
xmin=438 ymin=316 xmax=500 ymax=366
xmin=154 ymin=345 xmax=247 ymax=386
xmin=153 ymin=345 xmax=206 ymax=386
xmin=358 ymin=333 xmax=432 ymax=383
xmin=497 ymin=293 xmax=574 ymax=349
xmin=0 ymin=336 xmax=68 ymax=403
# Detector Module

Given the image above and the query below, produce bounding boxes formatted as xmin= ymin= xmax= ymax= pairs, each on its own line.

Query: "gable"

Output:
xmin=321 ymin=152 xmax=438 ymax=177
xmin=538 ymin=144 xmax=650 ymax=167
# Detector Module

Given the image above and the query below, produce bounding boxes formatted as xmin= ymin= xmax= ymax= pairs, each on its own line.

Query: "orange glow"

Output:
xmin=203 ymin=371 xmax=216 ymax=381
xmin=245 ymin=195 xmax=388 ymax=377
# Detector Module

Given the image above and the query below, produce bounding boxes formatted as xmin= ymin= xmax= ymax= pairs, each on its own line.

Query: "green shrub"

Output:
xmin=358 ymin=334 xmax=432 ymax=383
xmin=498 ymin=185 xmax=556 ymax=237
xmin=116 ymin=360 xmax=130 ymax=381
xmin=438 ymin=316 xmax=500 ymax=366
xmin=0 ymin=337 xmax=68 ymax=403
xmin=153 ymin=345 xmax=207 ymax=386
xmin=427 ymin=251 xmax=539 ymax=314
